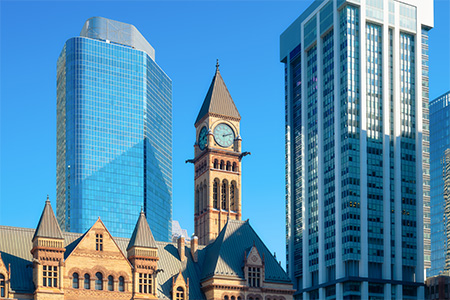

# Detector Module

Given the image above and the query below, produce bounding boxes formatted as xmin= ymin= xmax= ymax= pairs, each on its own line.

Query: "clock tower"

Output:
xmin=193 ymin=61 xmax=242 ymax=245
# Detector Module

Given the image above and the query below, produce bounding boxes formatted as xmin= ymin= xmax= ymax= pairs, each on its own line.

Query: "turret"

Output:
xmin=127 ymin=211 xmax=159 ymax=299
xmin=31 ymin=196 xmax=65 ymax=299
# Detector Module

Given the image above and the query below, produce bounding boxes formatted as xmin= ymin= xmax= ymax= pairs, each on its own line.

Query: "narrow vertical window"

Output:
xmin=96 ymin=234 xmax=103 ymax=251
xmin=226 ymin=161 xmax=231 ymax=171
xmin=84 ymin=274 xmax=90 ymax=289
xmin=0 ymin=274 xmax=5 ymax=297
xmin=230 ymin=181 xmax=236 ymax=211
xmin=72 ymin=273 xmax=79 ymax=289
xmin=108 ymin=275 xmax=114 ymax=291
xmin=220 ymin=160 xmax=225 ymax=170
xmin=95 ymin=272 xmax=103 ymax=290
xmin=213 ymin=179 xmax=219 ymax=209
xmin=195 ymin=186 xmax=200 ymax=213
xmin=214 ymin=159 xmax=219 ymax=169
xmin=232 ymin=162 xmax=237 ymax=172
xmin=119 ymin=276 xmax=125 ymax=292
xmin=221 ymin=180 xmax=228 ymax=210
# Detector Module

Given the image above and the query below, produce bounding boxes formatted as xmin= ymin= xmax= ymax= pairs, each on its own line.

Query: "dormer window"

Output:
xmin=96 ymin=234 xmax=103 ymax=251
xmin=175 ymin=286 xmax=185 ymax=300
xmin=248 ymin=267 xmax=261 ymax=287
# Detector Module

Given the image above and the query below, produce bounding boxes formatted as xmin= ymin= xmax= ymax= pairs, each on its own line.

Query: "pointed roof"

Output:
xmin=195 ymin=61 xmax=241 ymax=125
xmin=200 ymin=219 xmax=291 ymax=283
xmin=32 ymin=196 xmax=63 ymax=241
xmin=127 ymin=211 xmax=157 ymax=250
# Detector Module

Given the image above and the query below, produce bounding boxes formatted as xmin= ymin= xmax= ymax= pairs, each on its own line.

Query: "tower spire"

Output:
xmin=216 ymin=59 xmax=220 ymax=72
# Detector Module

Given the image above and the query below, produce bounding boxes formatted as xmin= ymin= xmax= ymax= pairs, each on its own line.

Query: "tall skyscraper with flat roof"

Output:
xmin=429 ymin=91 xmax=450 ymax=276
xmin=57 ymin=17 xmax=172 ymax=241
xmin=280 ymin=0 xmax=433 ymax=298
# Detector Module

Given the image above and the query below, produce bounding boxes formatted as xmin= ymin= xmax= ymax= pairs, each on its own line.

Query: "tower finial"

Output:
xmin=216 ymin=59 xmax=219 ymax=71
xmin=46 ymin=195 xmax=50 ymax=203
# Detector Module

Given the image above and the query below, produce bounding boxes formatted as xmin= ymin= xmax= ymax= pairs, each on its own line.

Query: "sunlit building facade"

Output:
xmin=429 ymin=91 xmax=450 ymax=276
xmin=57 ymin=17 xmax=172 ymax=241
xmin=280 ymin=0 xmax=433 ymax=298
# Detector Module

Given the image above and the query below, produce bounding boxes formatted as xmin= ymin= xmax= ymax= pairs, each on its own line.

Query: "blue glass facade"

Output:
xmin=57 ymin=18 xmax=172 ymax=241
xmin=429 ymin=91 xmax=450 ymax=276
xmin=281 ymin=1 xmax=433 ymax=298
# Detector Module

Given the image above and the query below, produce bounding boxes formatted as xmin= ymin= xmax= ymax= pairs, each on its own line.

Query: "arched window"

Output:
xmin=95 ymin=272 xmax=103 ymax=290
xmin=0 ymin=274 xmax=5 ymax=297
xmin=72 ymin=273 xmax=79 ymax=289
xmin=232 ymin=162 xmax=237 ymax=172
xmin=220 ymin=160 xmax=225 ymax=170
xmin=119 ymin=276 xmax=125 ymax=292
xmin=84 ymin=273 xmax=90 ymax=289
xmin=230 ymin=181 xmax=236 ymax=211
xmin=108 ymin=275 xmax=114 ymax=291
xmin=214 ymin=159 xmax=219 ymax=169
xmin=238 ymin=297 xmax=242 ymax=300
xmin=231 ymin=296 xmax=236 ymax=300
xmin=226 ymin=161 xmax=231 ymax=171
xmin=213 ymin=180 xmax=219 ymax=209
xmin=221 ymin=180 xmax=228 ymax=210
xmin=176 ymin=286 xmax=185 ymax=300
xmin=225 ymin=296 xmax=229 ymax=300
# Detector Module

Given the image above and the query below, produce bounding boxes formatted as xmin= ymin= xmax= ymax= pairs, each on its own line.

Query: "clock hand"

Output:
xmin=223 ymin=133 xmax=233 ymax=137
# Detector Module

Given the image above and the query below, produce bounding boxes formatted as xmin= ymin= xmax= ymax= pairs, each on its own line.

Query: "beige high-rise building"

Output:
xmin=193 ymin=62 xmax=243 ymax=245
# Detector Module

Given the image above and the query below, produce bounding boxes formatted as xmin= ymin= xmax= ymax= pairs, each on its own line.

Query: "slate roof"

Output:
xmin=200 ymin=220 xmax=291 ymax=283
xmin=0 ymin=220 xmax=291 ymax=298
xmin=127 ymin=211 xmax=157 ymax=250
xmin=0 ymin=225 xmax=207 ymax=299
xmin=195 ymin=64 xmax=241 ymax=125
xmin=32 ymin=198 xmax=63 ymax=241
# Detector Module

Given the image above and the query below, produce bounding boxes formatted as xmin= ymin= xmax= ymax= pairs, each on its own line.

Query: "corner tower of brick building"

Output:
xmin=31 ymin=197 xmax=65 ymax=299
xmin=193 ymin=61 xmax=242 ymax=245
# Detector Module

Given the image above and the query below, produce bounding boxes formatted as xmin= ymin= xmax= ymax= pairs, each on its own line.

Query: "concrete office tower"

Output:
xmin=429 ymin=91 xmax=450 ymax=276
xmin=280 ymin=1 xmax=433 ymax=299
xmin=57 ymin=17 xmax=172 ymax=241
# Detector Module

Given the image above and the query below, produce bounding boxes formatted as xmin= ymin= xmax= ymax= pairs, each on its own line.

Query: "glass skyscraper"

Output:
xmin=429 ymin=91 xmax=450 ymax=276
xmin=57 ymin=17 xmax=172 ymax=241
xmin=280 ymin=1 xmax=433 ymax=299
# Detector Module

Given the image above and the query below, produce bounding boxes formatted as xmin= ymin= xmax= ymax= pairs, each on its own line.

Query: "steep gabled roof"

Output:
xmin=195 ymin=63 xmax=241 ymax=125
xmin=200 ymin=219 xmax=292 ymax=284
xmin=0 ymin=226 xmax=207 ymax=299
xmin=127 ymin=211 xmax=157 ymax=250
xmin=32 ymin=197 xmax=63 ymax=241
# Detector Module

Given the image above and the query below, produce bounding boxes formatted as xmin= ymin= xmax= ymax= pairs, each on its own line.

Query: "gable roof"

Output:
xmin=200 ymin=220 xmax=291 ymax=284
xmin=127 ymin=210 xmax=157 ymax=250
xmin=32 ymin=198 xmax=63 ymax=241
xmin=195 ymin=64 xmax=241 ymax=125
xmin=0 ymin=225 xmax=207 ymax=299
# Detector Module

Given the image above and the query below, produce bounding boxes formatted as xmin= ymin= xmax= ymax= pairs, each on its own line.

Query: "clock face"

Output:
xmin=213 ymin=123 xmax=235 ymax=147
xmin=198 ymin=127 xmax=208 ymax=150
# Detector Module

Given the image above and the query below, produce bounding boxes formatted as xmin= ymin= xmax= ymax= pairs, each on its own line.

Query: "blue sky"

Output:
xmin=1 ymin=1 xmax=449 ymax=268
